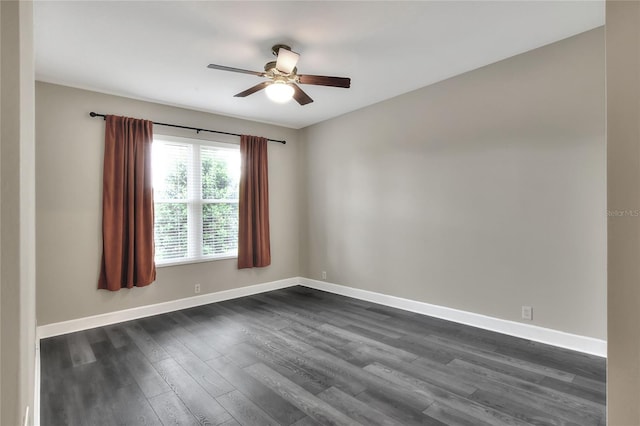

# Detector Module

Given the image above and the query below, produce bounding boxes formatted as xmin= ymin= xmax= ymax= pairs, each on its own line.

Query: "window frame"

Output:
xmin=152 ymin=134 xmax=240 ymax=267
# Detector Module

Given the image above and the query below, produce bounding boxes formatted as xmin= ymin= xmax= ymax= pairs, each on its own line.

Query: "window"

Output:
xmin=152 ymin=136 xmax=240 ymax=265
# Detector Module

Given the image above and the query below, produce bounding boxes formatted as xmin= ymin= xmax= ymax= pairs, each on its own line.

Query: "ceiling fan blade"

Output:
xmin=292 ymin=84 xmax=314 ymax=106
xmin=234 ymin=82 xmax=270 ymax=97
xmin=298 ymin=74 xmax=351 ymax=88
xmin=275 ymin=48 xmax=300 ymax=74
xmin=208 ymin=64 xmax=266 ymax=77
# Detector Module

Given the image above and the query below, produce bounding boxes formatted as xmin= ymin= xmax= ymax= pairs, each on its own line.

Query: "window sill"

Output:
xmin=156 ymin=255 xmax=237 ymax=268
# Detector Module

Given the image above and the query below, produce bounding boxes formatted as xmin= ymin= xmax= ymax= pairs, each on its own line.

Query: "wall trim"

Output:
xmin=34 ymin=342 xmax=40 ymax=426
xmin=299 ymin=277 xmax=607 ymax=357
xmin=36 ymin=277 xmax=298 ymax=339
xmin=36 ymin=276 xmax=606 ymax=357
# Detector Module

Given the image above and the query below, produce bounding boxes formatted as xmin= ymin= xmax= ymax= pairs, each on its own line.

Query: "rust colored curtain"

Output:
xmin=238 ymin=135 xmax=271 ymax=268
xmin=98 ymin=115 xmax=156 ymax=291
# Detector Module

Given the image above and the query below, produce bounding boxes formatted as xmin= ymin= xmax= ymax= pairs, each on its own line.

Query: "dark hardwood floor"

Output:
xmin=40 ymin=286 xmax=606 ymax=426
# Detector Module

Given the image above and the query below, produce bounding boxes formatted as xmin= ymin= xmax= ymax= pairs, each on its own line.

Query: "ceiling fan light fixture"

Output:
xmin=265 ymin=81 xmax=294 ymax=103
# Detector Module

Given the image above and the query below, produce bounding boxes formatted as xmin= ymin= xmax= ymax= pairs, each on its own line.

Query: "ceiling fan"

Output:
xmin=207 ymin=44 xmax=351 ymax=106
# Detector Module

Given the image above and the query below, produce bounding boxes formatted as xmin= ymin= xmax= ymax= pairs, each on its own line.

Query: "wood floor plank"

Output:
xmin=85 ymin=346 xmax=135 ymax=390
xmin=216 ymin=307 xmax=315 ymax=356
xmin=216 ymin=389 xmax=280 ymax=426
xmin=289 ymin=287 xmax=375 ymax=312
xmin=449 ymin=358 xmax=605 ymax=418
xmin=153 ymin=358 xmax=233 ymax=425
xmin=216 ymin=301 xmax=292 ymax=331
xmin=40 ymin=368 xmax=82 ymax=426
xmin=168 ymin=323 xmax=222 ymax=362
xmin=316 ymin=386 xmax=403 ymax=426
xmin=120 ymin=346 xmax=172 ymax=398
xmin=302 ymin=348 xmax=432 ymax=411
xmin=539 ymin=376 xmax=606 ymax=405
xmin=256 ymin=336 xmax=361 ymax=395
xmin=344 ymin=324 xmax=397 ymax=342
xmin=168 ymin=311 xmax=248 ymax=352
xmin=256 ymin=325 xmax=315 ymax=356
xmin=354 ymin=390 xmax=445 ymax=426
xmin=409 ymin=338 xmax=549 ymax=384
xmin=87 ymin=339 xmax=115 ymax=361
xmin=109 ymin=383 xmax=162 ymax=426
xmin=104 ymin=323 xmax=133 ymax=348
xmin=235 ymin=340 xmax=330 ymax=395
xmin=572 ymin=374 xmax=607 ymax=396
xmin=366 ymin=307 xmax=502 ymax=353
xmin=40 ymin=335 xmax=72 ymax=372
xmin=351 ymin=345 xmax=478 ymax=396
xmin=207 ymin=356 xmax=307 ymax=425
xmin=153 ymin=331 xmax=235 ymax=398
xmin=46 ymin=358 xmax=133 ymax=426
xmin=245 ymin=362 xmax=364 ymax=426
xmin=223 ymin=341 xmax=267 ymax=368
xmin=279 ymin=325 xmax=365 ymax=367
xmin=281 ymin=322 xmax=351 ymax=349
xmin=279 ymin=347 xmax=366 ymax=396
xmin=261 ymin=293 xmax=350 ymax=328
xmin=424 ymin=401 xmax=497 ymax=426
xmin=255 ymin=294 xmax=342 ymax=331
xmin=469 ymin=388 xmax=584 ymax=426
xmin=318 ymin=305 xmax=405 ymax=339
xmin=67 ymin=377 xmax=116 ymax=426
xmin=167 ymin=310 xmax=207 ymax=332
xmin=138 ymin=314 xmax=179 ymax=334
xmin=148 ymin=391 xmax=201 ymax=426
xmin=84 ymin=327 xmax=109 ymax=345
xmin=265 ymin=338 xmax=368 ymax=396
xmin=67 ymin=331 xmax=97 ymax=366
xmin=495 ymin=341 xmax=606 ymax=382
xmin=363 ymin=362 xmax=530 ymax=426
xmin=388 ymin=333 xmax=457 ymax=364
xmin=317 ymin=323 xmax=418 ymax=363
xmin=124 ymin=322 xmax=171 ymax=364
xmin=426 ymin=334 xmax=576 ymax=382
xmin=290 ymin=417 xmax=323 ymax=426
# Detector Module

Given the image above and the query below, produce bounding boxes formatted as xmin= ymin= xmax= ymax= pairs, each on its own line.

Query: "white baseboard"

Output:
xmin=299 ymin=278 xmax=607 ymax=357
xmin=36 ymin=277 xmax=298 ymax=339
xmin=36 ymin=276 xmax=606 ymax=357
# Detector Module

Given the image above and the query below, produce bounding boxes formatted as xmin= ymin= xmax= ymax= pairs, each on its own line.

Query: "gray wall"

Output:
xmin=36 ymin=82 xmax=301 ymax=325
xmin=300 ymin=28 xmax=606 ymax=339
xmin=1 ymin=1 xmax=36 ymax=424
xmin=606 ymin=1 xmax=640 ymax=424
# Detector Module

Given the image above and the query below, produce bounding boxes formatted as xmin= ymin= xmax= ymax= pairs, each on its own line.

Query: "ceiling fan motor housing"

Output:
xmin=271 ymin=44 xmax=292 ymax=56
xmin=264 ymin=61 xmax=298 ymax=78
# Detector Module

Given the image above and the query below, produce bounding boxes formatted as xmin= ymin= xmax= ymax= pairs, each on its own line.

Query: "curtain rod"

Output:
xmin=89 ymin=112 xmax=286 ymax=144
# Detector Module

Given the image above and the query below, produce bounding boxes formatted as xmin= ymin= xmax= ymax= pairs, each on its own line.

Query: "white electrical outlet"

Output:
xmin=195 ymin=283 xmax=201 ymax=294
xmin=522 ymin=305 xmax=533 ymax=321
xmin=321 ymin=271 xmax=327 ymax=280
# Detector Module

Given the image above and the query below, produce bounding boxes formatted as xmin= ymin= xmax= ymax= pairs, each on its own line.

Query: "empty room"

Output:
xmin=2 ymin=1 xmax=640 ymax=425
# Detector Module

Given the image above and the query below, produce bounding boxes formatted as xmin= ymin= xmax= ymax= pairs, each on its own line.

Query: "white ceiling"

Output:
xmin=34 ymin=1 xmax=604 ymax=129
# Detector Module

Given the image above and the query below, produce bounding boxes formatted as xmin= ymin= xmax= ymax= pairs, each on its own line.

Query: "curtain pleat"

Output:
xmin=98 ymin=115 xmax=156 ymax=290
xmin=238 ymin=135 xmax=271 ymax=268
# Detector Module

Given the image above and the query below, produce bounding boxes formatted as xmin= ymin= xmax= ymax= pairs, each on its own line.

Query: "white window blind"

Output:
xmin=153 ymin=136 xmax=240 ymax=265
